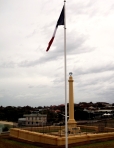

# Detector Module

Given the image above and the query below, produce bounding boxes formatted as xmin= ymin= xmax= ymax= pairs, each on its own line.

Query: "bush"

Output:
xmin=2 ymin=126 xmax=9 ymax=132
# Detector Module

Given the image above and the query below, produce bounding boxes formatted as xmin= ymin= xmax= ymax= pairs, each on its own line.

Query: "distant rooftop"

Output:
xmin=23 ymin=113 xmax=47 ymax=117
xmin=18 ymin=118 xmax=26 ymax=121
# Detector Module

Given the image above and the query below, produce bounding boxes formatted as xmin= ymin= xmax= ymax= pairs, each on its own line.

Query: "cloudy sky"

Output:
xmin=0 ymin=0 xmax=114 ymax=107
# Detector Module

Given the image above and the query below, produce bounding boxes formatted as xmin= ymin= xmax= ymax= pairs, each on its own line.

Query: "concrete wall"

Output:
xmin=10 ymin=127 xmax=114 ymax=146
xmin=79 ymin=125 xmax=98 ymax=131
xmin=79 ymin=125 xmax=114 ymax=132
xmin=10 ymin=128 xmax=59 ymax=145
xmin=22 ymin=126 xmax=64 ymax=131
xmin=104 ymin=127 xmax=114 ymax=132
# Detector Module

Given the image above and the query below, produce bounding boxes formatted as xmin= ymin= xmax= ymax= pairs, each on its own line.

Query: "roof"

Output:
xmin=18 ymin=118 xmax=26 ymax=121
xmin=23 ymin=113 xmax=47 ymax=117
xmin=97 ymin=110 xmax=113 ymax=112
xmin=102 ymin=113 xmax=112 ymax=116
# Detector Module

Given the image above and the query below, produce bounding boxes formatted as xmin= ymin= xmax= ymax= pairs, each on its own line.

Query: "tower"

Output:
xmin=59 ymin=72 xmax=80 ymax=135
xmin=67 ymin=72 xmax=77 ymax=129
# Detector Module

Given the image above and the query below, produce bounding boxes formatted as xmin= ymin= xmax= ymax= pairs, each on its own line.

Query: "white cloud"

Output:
xmin=0 ymin=0 xmax=114 ymax=107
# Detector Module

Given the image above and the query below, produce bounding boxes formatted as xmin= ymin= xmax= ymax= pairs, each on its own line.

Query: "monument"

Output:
xmin=10 ymin=72 xmax=113 ymax=145
xmin=67 ymin=72 xmax=80 ymax=134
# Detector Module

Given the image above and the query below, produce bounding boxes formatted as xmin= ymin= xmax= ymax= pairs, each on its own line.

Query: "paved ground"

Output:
xmin=0 ymin=121 xmax=13 ymax=125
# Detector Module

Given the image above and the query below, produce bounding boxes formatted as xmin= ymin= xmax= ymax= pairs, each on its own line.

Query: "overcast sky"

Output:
xmin=0 ymin=0 xmax=114 ymax=107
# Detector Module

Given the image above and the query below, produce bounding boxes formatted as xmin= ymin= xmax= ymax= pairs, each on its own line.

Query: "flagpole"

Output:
xmin=64 ymin=1 xmax=68 ymax=148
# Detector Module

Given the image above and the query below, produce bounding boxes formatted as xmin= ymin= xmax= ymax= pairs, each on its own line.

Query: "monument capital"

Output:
xmin=68 ymin=73 xmax=74 ymax=82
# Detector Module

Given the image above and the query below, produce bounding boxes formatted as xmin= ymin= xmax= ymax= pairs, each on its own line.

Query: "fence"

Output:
xmin=15 ymin=119 xmax=114 ymax=136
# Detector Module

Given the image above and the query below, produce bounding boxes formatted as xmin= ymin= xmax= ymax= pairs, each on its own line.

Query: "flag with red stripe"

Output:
xmin=46 ymin=6 xmax=64 ymax=52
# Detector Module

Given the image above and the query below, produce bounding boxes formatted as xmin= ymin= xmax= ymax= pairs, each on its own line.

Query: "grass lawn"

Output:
xmin=72 ymin=140 xmax=114 ymax=148
xmin=1 ymin=135 xmax=114 ymax=148
xmin=0 ymin=136 xmax=42 ymax=148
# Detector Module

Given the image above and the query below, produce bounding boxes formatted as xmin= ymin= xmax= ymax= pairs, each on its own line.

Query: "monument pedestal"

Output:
xmin=68 ymin=119 xmax=80 ymax=134
xmin=68 ymin=119 xmax=77 ymax=127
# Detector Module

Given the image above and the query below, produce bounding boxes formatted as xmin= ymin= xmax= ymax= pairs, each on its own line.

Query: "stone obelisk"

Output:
xmin=68 ymin=72 xmax=77 ymax=128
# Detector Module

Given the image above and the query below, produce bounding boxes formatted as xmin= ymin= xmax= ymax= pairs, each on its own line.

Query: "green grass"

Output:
xmin=0 ymin=137 xmax=42 ymax=148
xmin=0 ymin=124 xmax=4 ymax=126
xmin=72 ymin=140 xmax=114 ymax=148
xmin=38 ymin=129 xmax=59 ymax=133
xmin=1 ymin=136 xmax=114 ymax=148
xmin=80 ymin=128 xmax=95 ymax=133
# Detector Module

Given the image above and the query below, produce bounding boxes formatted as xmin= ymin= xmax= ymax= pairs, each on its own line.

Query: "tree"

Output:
xmin=3 ymin=126 xmax=9 ymax=132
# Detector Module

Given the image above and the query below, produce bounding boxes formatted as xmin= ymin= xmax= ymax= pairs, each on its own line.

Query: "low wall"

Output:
xmin=79 ymin=125 xmax=98 ymax=131
xmin=104 ymin=127 xmax=114 ymax=132
xmin=10 ymin=128 xmax=114 ymax=146
xmin=79 ymin=125 xmax=114 ymax=133
xmin=10 ymin=128 xmax=59 ymax=145
xmin=22 ymin=126 xmax=64 ymax=132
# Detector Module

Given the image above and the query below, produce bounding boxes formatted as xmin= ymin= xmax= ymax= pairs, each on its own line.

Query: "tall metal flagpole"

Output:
xmin=64 ymin=1 xmax=68 ymax=148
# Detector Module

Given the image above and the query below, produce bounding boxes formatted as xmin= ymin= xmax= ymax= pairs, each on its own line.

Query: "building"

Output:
xmin=18 ymin=111 xmax=47 ymax=126
xmin=18 ymin=118 xmax=26 ymax=126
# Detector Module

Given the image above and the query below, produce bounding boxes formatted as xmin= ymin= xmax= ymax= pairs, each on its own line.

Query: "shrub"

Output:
xmin=2 ymin=126 xmax=9 ymax=132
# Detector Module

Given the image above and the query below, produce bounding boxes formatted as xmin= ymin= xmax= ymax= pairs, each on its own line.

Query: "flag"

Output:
xmin=46 ymin=6 xmax=64 ymax=52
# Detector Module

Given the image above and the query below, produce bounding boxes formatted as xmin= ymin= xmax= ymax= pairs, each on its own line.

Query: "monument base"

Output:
xmin=67 ymin=119 xmax=80 ymax=134
xmin=58 ymin=120 xmax=80 ymax=135
xmin=68 ymin=119 xmax=77 ymax=125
